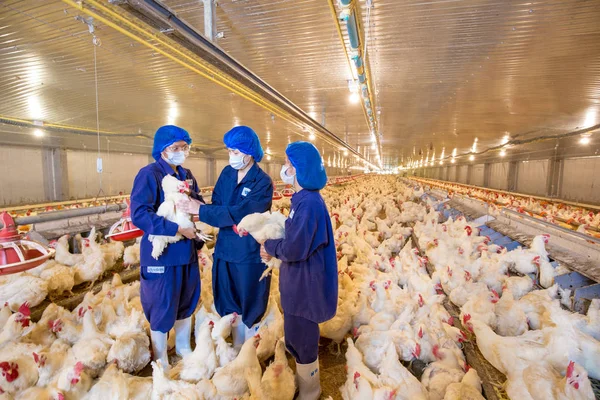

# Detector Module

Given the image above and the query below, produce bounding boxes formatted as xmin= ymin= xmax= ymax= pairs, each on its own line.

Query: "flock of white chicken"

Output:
xmin=324 ymin=177 xmax=599 ymax=400
xmin=413 ymin=177 xmax=600 ymax=237
xmin=0 ymin=227 xmax=135 ymax=313
xmin=0 ymin=175 xmax=599 ymax=400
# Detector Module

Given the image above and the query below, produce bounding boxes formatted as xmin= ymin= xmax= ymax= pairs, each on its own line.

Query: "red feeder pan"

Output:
xmin=105 ymin=199 xmax=143 ymax=242
xmin=0 ymin=212 xmax=54 ymax=275
xmin=282 ymin=188 xmax=295 ymax=198
xmin=272 ymin=191 xmax=283 ymax=201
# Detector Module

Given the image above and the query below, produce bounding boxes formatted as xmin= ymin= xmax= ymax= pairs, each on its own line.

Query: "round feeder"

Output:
xmin=282 ymin=188 xmax=295 ymax=198
xmin=105 ymin=199 xmax=143 ymax=242
xmin=273 ymin=191 xmax=283 ymax=201
xmin=0 ymin=212 xmax=54 ymax=275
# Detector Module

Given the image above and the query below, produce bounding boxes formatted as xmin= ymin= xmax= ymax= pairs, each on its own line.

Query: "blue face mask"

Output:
xmin=164 ymin=151 xmax=186 ymax=166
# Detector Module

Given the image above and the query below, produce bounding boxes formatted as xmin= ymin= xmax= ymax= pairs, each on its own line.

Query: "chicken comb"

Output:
xmin=18 ymin=302 xmax=31 ymax=317
xmin=432 ymin=344 xmax=443 ymax=360
xmin=413 ymin=343 xmax=421 ymax=358
xmin=463 ymin=314 xmax=471 ymax=323
xmin=567 ymin=361 xmax=575 ymax=378
xmin=353 ymin=371 xmax=361 ymax=380
xmin=32 ymin=352 xmax=40 ymax=363
xmin=57 ymin=393 xmax=65 ymax=400
xmin=74 ymin=362 xmax=84 ymax=375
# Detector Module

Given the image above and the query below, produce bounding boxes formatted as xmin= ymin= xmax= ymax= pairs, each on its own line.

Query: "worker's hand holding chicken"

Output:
xmin=130 ymin=125 xmax=203 ymax=369
xmin=182 ymin=126 xmax=274 ymax=349
xmin=262 ymin=142 xmax=338 ymax=400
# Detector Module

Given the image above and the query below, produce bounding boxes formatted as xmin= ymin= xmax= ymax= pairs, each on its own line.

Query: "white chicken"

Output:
xmin=212 ymin=334 xmax=262 ymax=397
xmin=443 ymin=368 xmax=484 ymax=400
xmin=0 ymin=354 xmax=38 ymax=395
xmin=172 ymin=320 xmax=217 ymax=383
xmin=123 ymin=239 xmax=141 ymax=266
xmin=71 ymin=308 xmax=114 ymax=377
xmin=235 ymin=211 xmax=287 ymax=280
xmin=148 ymin=175 xmax=196 ymax=260
xmin=0 ymin=273 xmax=48 ymax=311
xmin=247 ymin=339 xmax=296 ymax=400
xmin=51 ymin=235 xmax=84 ymax=267
xmin=40 ymin=263 xmax=75 ymax=298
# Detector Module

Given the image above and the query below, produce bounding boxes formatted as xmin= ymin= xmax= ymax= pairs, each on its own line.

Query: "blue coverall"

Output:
xmin=264 ymin=189 xmax=338 ymax=363
xmin=131 ymin=157 xmax=203 ymax=333
xmin=199 ymin=162 xmax=274 ymax=327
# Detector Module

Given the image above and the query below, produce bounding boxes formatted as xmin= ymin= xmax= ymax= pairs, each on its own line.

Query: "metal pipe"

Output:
xmin=203 ymin=0 xmax=217 ymax=41
xmin=82 ymin=0 xmax=366 ymax=160
xmin=345 ymin=13 xmax=360 ymax=49
xmin=14 ymin=203 xmax=127 ymax=226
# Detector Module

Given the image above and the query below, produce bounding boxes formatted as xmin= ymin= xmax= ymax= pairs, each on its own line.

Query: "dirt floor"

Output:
xmin=316 ymin=339 xmax=348 ymax=400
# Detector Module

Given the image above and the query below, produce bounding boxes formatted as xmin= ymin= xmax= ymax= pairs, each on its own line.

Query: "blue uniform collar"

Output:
xmin=291 ymin=188 xmax=317 ymax=202
xmin=157 ymin=157 xmax=187 ymax=180
xmin=226 ymin=162 xmax=260 ymax=186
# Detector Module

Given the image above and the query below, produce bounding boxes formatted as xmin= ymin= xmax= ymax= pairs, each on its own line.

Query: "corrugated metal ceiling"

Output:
xmin=0 ymin=0 xmax=599 ymax=169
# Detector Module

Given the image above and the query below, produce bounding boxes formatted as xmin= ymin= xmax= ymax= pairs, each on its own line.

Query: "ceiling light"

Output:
xmin=439 ymin=161 xmax=443 ymax=165
xmin=33 ymin=129 xmax=44 ymax=138
xmin=500 ymin=149 xmax=506 ymax=157
xmin=266 ymin=155 xmax=272 ymax=161
xmin=469 ymin=155 xmax=475 ymax=161
xmin=580 ymin=135 xmax=591 ymax=145
xmin=502 ymin=134 xmax=510 ymax=145
xmin=349 ymin=92 xmax=360 ymax=104
xmin=309 ymin=133 xmax=316 ymax=141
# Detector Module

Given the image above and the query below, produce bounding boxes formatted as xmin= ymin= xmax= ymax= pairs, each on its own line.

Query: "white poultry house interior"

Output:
xmin=1 ymin=0 xmax=600 ymax=399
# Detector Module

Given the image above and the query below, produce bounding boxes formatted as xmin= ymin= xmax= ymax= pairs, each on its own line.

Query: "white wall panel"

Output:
xmin=67 ymin=151 xmax=148 ymax=199
xmin=215 ymin=159 xmax=229 ymax=179
xmin=471 ymin=164 xmax=485 ymax=186
xmin=516 ymin=160 xmax=548 ymax=196
xmin=489 ymin=162 xmax=509 ymax=190
xmin=184 ymin=157 xmax=210 ymax=187
xmin=0 ymin=146 xmax=45 ymax=205
xmin=457 ymin=165 xmax=468 ymax=183
xmin=448 ymin=166 xmax=457 ymax=181
xmin=561 ymin=157 xmax=600 ymax=204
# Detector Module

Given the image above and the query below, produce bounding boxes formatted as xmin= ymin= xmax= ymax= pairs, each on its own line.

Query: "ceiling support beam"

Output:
xmin=59 ymin=0 xmax=377 ymax=168
xmin=203 ymin=0 xmax=217 ymax=42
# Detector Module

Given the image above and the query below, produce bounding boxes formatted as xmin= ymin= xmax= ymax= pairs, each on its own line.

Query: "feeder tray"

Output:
xmin=0 ymin=212 xmax=54 ymax=275
xmin=282 ymin=188 xmax=295 ymax=198
xmin=273 ymin=191 xmax=283 ymax=201
xmin=105 ymin=199 xmax=143 ymax=242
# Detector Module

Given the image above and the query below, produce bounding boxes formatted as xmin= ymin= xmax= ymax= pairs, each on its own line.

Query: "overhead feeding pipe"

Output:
xmin=330 ymin=0 xmax=382 ymax=167
xmin=60 ymin=0 xmax=369 ymax=164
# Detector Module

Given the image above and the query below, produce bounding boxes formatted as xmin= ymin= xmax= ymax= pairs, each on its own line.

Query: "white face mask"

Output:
xmin=229 ymin=153 xmax=249 ymax=170
xmin=164 ymin=151 xmax=186 ymax=166
xmin=280 ymin=165 xmax=296 ymax=185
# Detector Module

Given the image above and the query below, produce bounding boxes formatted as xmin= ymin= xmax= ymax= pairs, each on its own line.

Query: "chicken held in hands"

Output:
xmin=235 ymin=211 xmax=287 ymax=280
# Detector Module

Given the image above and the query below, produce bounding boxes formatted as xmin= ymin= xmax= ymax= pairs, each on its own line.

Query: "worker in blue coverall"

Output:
xmin=260 ymin=141 xmax=338 ymax=400
xmin=130 ymin=125 xmax=203 ymax=368
xmin=177 ymin=126 xmax=274 ymax=347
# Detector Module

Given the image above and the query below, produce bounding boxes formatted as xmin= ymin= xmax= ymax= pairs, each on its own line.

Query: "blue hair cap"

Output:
xmin=286 ymin=141 xmax=328 ymax=190
xmin=223 ymin=126 xmax=264 ymax=162
xmin=152 ymin=125 xmax=192 ymax=161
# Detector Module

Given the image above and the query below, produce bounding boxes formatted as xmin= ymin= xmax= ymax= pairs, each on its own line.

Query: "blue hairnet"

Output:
xmin=223 ymin=126 xmax=264 ymax=162
xmin=152 ymin=125 xmax=192 ymax=161
xmin=286 ymin=141 xmax=328 ymax=190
